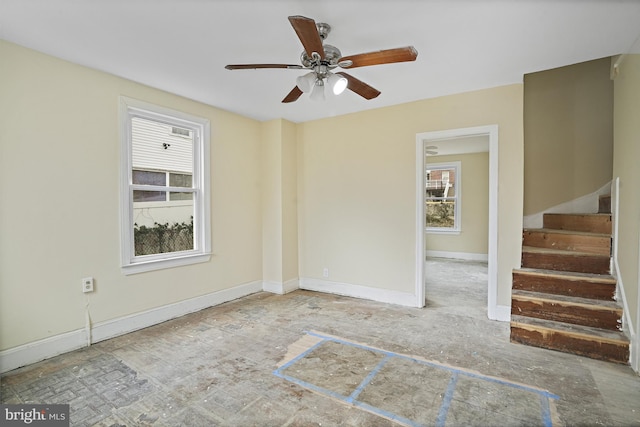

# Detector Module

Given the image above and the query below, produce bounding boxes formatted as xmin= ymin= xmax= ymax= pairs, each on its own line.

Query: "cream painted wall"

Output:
xmin=281 ymin=120 xmax=299 ymax=283
xmin=613 ymin=54 xmax=640 ymax=346
xmin=0 ymin=41 xmax=263 ymax=350
xmin=262 ymin=120 xmax=284 ymax=283
xmin=426 ymin=152 xmax=489 ymax=255
xmin=523 ymin=58 xmax=613 ymax=215
xmin=261 ymin=119 xmax=298 ymax=285
xmin=298 ymin=85 xmax=523 ymax=306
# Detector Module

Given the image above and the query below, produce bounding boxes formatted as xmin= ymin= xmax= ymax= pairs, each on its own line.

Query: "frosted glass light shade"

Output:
xmin=296 ymin=72 xmax=316 ymax=93
xmin=310 ymin=81 xmax=325 ymax=101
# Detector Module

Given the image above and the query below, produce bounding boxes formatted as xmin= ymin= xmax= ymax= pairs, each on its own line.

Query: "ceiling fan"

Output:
xmin=225 ymin=15 xmax=418 ymax=103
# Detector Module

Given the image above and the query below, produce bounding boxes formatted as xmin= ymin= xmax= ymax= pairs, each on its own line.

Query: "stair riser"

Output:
xmin=522 ymin=231 xmax=611 ymax=256
xmin=511 ymin=298 xmax=621 ymax=330
xmin=522 ymin=252 xmax=609 ymax=274
xmin=512 ymin=272 xmax=616 ymax=300
xmin=510 ymin=324 xmax=629 ymax=364
xmin=599 ymin=196 xmax=611 ymax=214
xmin=543 ymin=214 xmax=612 ymax=234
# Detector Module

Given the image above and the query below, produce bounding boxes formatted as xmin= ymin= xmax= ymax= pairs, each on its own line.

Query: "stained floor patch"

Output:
xmin=2 ymin=353 xmax=152 ymax=426
xmin=275 ymin=331 xmax=560 ymax=427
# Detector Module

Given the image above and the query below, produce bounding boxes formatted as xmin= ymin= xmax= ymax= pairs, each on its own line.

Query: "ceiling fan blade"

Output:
xmin=282 ymin=86 xmax=303 ymax=103
xmin=288 ymin=15 xmax=325 ymax=60
xmin=225 ymin=64 xmax=303 ymax=70
xmin=339 ymin=46 xmax=418 ymax=69
xmin=336 ymin=72 xmax=381 ymax=100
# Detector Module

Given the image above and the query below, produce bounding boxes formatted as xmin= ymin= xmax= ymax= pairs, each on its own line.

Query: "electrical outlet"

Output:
xmin=82 ymin=277 xmax=94 ymax=293
xmin=323 ymin=267 xmax=329 ymax=278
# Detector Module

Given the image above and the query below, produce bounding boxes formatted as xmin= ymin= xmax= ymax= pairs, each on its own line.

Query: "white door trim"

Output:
xmin=415 ymin=125 xmax=500 ymax=319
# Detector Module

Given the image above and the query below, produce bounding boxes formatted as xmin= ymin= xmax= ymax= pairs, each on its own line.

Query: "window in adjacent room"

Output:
xmin=119 ymin=97 xmax=211 ymax=274
xmin=425 ymin=161 xmax=461 ymax=233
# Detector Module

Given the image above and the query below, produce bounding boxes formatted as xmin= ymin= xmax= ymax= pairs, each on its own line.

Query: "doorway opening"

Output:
xmin=415 ymin=125 xmax=501 ymax=320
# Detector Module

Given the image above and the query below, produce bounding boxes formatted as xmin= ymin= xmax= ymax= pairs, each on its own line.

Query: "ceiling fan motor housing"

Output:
xmin=316 ymin=22 xmax=331 ymax=40
xmin=300 ymin=44 xmax=342 ymax=69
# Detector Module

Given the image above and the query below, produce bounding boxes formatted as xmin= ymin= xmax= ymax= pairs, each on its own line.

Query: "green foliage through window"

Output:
xmin=134 ymin=217 xmax=194 ymax=255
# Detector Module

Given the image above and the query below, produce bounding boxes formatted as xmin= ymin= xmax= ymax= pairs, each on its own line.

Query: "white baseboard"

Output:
xmin=0 ymin=280 xmax=263 ymax=374
xmin=631 ymin=335 xmax=639 ymax=374
xmin=299 ymin=277 xmax=419 ymax=307
xmin=491 ymin=304 xmax=512 ymax=322
xmin=425 ymin=251 xmax=488 ymax=262
xmin=262 ymin=278 xmax=299 ymax=295
xmin=0 ymin=330 xmax=89 ymax=376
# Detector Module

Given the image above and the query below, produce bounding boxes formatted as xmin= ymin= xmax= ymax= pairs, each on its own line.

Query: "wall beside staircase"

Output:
xmin=612 ymin=54 xmax=640 ymax=372
xmin=523 ymin=57 xmax=613 ymax=217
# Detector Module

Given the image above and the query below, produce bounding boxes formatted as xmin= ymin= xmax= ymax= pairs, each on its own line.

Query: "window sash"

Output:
xmin=131 ymin=184 xmax=196 ymax=193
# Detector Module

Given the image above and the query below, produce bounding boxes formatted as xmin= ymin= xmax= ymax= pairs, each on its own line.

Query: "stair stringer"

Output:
xmin=611 ymin=177 xmax=638 ymax=371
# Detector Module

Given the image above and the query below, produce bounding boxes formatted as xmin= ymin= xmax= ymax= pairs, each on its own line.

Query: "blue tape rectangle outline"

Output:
xmin=274 ymin=331 xmax=559 ymax=427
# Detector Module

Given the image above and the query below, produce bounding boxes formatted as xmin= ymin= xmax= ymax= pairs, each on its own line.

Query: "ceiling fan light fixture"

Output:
xmin=296 ymin=72 xmax=316 ymax=93
xmin=327 ymin=72 xmax=348 ymax=95
xmin=310 ymin=80 xmax=325 ymax=101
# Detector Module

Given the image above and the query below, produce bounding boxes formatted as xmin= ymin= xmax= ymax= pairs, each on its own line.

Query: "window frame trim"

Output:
xmin=119 ymin=96 xmax=211 ymax=275
xmin=425 ymin=161 xmax=461 ymax=234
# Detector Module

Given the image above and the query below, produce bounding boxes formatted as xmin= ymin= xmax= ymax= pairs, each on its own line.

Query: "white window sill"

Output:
xmin=425 ymin=228 xmax=461 ymax=235
xmin=122 ymin=252 xmax=211 ymax=275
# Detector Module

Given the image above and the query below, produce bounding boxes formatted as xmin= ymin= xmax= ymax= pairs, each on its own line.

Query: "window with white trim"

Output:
xmin=425 ymin=161 xmax=461 ymax=233
xmin=119 ymin=97 xmax=211 ymax=274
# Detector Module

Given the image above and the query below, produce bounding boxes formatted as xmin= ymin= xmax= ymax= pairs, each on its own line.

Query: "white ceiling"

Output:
xmin=427 ymin=135 xmax=490 ymax=157
xmin=2 ymin=1 xmax=640 ymax=123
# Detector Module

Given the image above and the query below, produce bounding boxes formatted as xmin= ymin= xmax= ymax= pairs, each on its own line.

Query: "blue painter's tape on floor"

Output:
xmin=347 ymin=355 xmax=392 ymax=403
xmin=541 ymin=394 xmax=553 ymax=427
xmin=436 ymin=372 xmax=459 ymax=427
xmin=274 ymin=331 xmax=560 ymax=427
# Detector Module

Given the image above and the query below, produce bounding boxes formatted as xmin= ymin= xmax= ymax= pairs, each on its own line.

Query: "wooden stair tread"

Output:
xmin=513 ymin=268 xmax=615 ymax=283
xmin=522 ymin=245 xmax=609 ymax=257
xmin=512 ymin=289 xmax=622 ymax=311
xmin=523 ymin=228 xmax=611 ymax=237
xmin=543 ymin=213 xmax=612 ymax=235
xmin=544 ymin=213 xmax=611 ymax=218
xmin=511 ymin=315 xmax=629 ymax=345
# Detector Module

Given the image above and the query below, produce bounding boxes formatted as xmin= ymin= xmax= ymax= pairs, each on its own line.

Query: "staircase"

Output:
xmin=510 ymin=196 xmax=630 ymax=364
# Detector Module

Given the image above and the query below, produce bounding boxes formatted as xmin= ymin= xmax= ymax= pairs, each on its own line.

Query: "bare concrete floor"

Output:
xmin=2 ymin=258 xmax=639 ymax=426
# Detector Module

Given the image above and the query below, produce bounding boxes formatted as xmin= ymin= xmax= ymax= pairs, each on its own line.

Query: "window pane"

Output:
xmin=426 ymin=200 xmax=456 ymax=228
xmin=426 ymin=164 xmax=458 ymax=230
xmin=169 ymin=173 xmax=192 ymax=188
xmin=169 ymin=173 xmax=193 ymax=200
xmin=133 ymin=190 xmax=166 ymax=202
xmin=133 ymin=170 xmax=165 ymax=186
xmin=131 ymin=117 xmax=193 ymax=175
xmin=133 ymin=203 xmax=194 ymax=256
xmin=169 ymin=192 xmax=193 ymax=201
xmin=425 ymin=167 xmax=455 ymax=197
